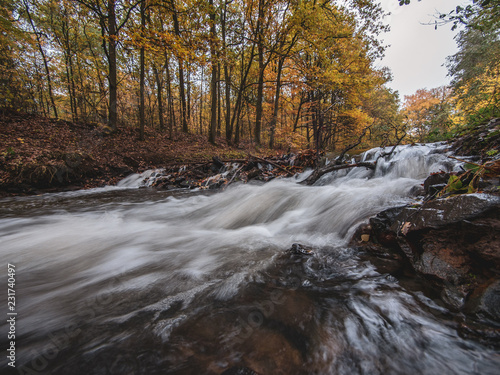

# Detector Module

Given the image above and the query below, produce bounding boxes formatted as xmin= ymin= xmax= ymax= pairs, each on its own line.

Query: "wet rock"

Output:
xmin=452 ymin=118 xmax=500 ymax=158
xmin=289 ymin=243 xmax=314 ymax=256
xmin=357 ymin=244 xmax=405 ymax=275
xmin=369 ymin=206 xmax=406 ymax=248
xmin=409 ymin=184 xmax=425 ymax=197
xmin=391 ymin=194 xmax=500 ymax=232
xmin=424 ymin=172 xmax=450 ymax=193
xmin=423 ymin=172 xmax=450 ymax=199
xmin=161 ymin=288 xmax=312 ymax=374
xmin=364 ymin=194 xmax=500 ymax=316
xmin=349 ymin=223 xmax=372 ymax=244
xmin=351 ymin=220 xmax=405 ymax=275
xmin=221 ymin=367 xmax=259 ymax=375
xmin=211 ymin=156 xmax=225 ymax=173
xmin=466 ymin=279 xmax=500 ymax=322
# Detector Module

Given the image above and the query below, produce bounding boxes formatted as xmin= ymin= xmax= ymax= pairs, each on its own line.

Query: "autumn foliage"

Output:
xmin=0 ymin=0 xmax=398 ymax=152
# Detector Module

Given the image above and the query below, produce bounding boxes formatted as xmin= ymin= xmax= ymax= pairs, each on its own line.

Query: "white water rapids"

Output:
xmin=1 ymin=143 xmax=499 ymax=374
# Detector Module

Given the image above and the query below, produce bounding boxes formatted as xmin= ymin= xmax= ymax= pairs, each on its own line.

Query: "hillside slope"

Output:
xmin=0 ymin=112 xmax=248 ymax=196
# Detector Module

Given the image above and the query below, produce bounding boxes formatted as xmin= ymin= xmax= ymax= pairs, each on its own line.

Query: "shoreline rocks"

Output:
xmin=355 ymin=193 xmax=500 ymax=326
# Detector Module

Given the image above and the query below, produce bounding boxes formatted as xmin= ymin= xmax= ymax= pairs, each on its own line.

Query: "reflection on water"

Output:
xmin=0 ymin=143 xmax=499 ymax=374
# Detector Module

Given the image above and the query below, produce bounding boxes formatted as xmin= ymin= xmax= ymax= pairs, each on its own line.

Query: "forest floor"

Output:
xmin=2 ymin=112 xmax=499 ymax=197
xmin=0 ymin=112 xmax=280 ymax=197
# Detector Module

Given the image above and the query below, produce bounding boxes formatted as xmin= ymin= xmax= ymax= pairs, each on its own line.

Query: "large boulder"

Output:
xmin=366 ymin=194 xmax=500 ymax=319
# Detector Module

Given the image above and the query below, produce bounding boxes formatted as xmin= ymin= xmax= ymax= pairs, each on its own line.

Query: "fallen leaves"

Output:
xmin=0 ymin=112 xmax=313 ymax=196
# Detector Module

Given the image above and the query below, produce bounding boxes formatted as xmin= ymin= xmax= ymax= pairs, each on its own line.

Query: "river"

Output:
xmin=1 ymin=143 xmax=499 ymax=374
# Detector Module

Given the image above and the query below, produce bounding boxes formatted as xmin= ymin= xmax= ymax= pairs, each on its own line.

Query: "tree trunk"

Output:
xmin=224 ymin=64 xmax=231 ymax=142
xmin=229 ymin=40 xmax=256 ymax=145
xmin=68 ymin=54 xmax=78 ymax=122
xmin=208 ymin=0 xmax=217 ymax=144
xmin=153 ymin=64 xmax=164 ymax=131
xmin=139 ymin=0 xmax=146 ymax=140
xmin=254 ymin=0 xmax=265 ymax=145
xmin=179 ymin=65 xmax=188 ymax=132
xmin=171 ymin=6 xmax=188 ymax=133
xmin=187 ymin=68 xmax=191 ymax=124
xmin=22 ymin=0 xmax=58 ymax=119
xmin=234 ymin=115 xmax=241 ymax=145
xmin=108 ymin=0 xmax=118 ymax=131
xmin=165 ymin=56 xmax=174 ymax=138
xmin=269 ymin=56 xmax=284 ymax=148
xmin=64 ymin=58 xmax=76 ymax=122
xmin=293 ymin=96 xmax=303 ymax=132
xmin=222 ymin=1 xmax=232 ymax=143
xmin=59 ymin=12 xmax=78 ymax=122
xmin=217 ymin=63 xmax=221 ymax=137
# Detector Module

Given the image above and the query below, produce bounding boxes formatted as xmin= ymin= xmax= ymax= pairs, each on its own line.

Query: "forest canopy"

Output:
xmin=1 ymin=0 xmax=498 ymax=151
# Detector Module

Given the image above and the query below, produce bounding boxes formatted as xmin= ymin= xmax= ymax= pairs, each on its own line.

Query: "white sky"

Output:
xmin=377 ymin=0 xmax=467 ymax=100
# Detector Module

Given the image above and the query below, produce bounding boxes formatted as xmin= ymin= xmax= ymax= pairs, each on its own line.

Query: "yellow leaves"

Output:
xmin=403 ymin=88 xmax=444 ymax=114
xmin=121 ymin=28 xmax=199 ymax=62
xmin=402 ymin=86 xmax=453 ymax=141
xmin=343 ymin=108 xmax=371 ymax=128
xmin=275 ymin=126 xmax=308 ymax=151
xmin=453 ymin=65 xmax=500 ymax=117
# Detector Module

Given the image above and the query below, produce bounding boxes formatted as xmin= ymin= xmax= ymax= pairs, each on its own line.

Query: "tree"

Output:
xmin=139 ymin=0 xmax=146 ymax=140
xmin=410 ymin=0 xmax=500 ymax=32
xmin=208 ymin=0 xmax=217 ymax=144
xmin=20 ymin=0 xmax=59 ymax=118
xmin=446 ymin=14 xmax=500 ymax=125
xmin=0 ymin=0 xmax=31 ymax=111
xmin=403 ymin=86 xmax=453 ymax=142
xmin=2 ymin=0 xmax=395 ymax=153
xmin=364 ymin=85 xmax=405 ymax=147
xmin=75 ymin=0 xmax=140 ymax=131
xmin=290 ymin=0 xmax=388 ymax=151
xmin=401 ymin=0 xmax=499 ymax=128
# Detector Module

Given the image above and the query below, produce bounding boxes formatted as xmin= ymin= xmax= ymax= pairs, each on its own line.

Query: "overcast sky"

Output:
xmin=377 ymin=0 xmax=467 ymax=100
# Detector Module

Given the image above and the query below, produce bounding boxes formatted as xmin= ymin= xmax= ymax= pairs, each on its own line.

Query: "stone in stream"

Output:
xmin=359 ymin=194 xmax=500 ymax=321
xmin=289 ymin=243 xmax=314 ymax=256
xmin=221 ymin=367 xmax=260 ymax=375
xmin=423 ymin=172 xmax=450 ymax=200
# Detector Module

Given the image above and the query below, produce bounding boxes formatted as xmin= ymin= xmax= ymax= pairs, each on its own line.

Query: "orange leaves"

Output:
xmin=274 ymin=126 xmax=308 ymax=151
xmin=402 ymin=86 xmax=453 ymax=142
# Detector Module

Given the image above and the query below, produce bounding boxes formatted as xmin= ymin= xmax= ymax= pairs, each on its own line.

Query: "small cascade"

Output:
xmin=116 ymin=168 xmax=167 ymax=188
xmin=365 ymin=142 xmax=459 ymax=179
xmin=315 ymin=142 xmax=462 ymax=186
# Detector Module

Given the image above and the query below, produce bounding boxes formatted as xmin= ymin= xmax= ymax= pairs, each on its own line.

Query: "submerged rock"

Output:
xmin=221 ymin=367 xmax=260 ymax=375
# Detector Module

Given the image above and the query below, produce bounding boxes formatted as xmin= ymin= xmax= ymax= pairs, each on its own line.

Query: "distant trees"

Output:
xmin=1 ymin=0 xmax=496 ymax=152
xmin=401 ymin=0 xmax=500 ymax=130
xmin=446 ymin=13 xmax=500 ymax=125
xmin=364 ymin=85 xmax=406 ymax=146
xmin=1 ymin=0 xmax=398 ymax=151
xmin=0 ymin=0 xmax=30 ymax=111
xmin=402 ymin=87 xmax=453 ymax=142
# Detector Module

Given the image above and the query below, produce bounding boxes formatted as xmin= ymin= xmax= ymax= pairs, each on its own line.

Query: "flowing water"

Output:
xmin=1 ymin=143 xmax=499 ymax=374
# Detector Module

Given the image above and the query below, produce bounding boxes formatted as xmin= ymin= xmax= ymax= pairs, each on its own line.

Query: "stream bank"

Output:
xmin=0 ymin=112 xmax=252 ymax=196
xmin=354 ymin=194 xmax=500 ymax=339
xmin=351 ymin=119 xmax=500 ymax=339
